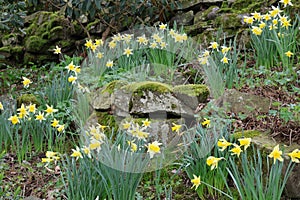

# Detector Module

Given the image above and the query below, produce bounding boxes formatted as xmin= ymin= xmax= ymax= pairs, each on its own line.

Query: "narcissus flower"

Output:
xmin=280 ymin=0 xmax=293 ymax=7
xmin=230 ymin=144 xmax=243 ymax=157
xmin=68 ymin=76 xmax=77 ymax=84
xmin=137 ymin=35 xmax=148 ymax=45
xmin=65 ymin=61 xmax=76 ymax=72
xmin=22 ymin=77 xmax=32 ymax=88
xmin=142 ymin=119 xmax=151 ymax=127
xmin=201 ymin=118 xmax=210 ymax=127
xmin=150 ymin=42 xmax=158 ymax=49
xmin=53 ymin=45 xmax=61 ymax=54
xmin=122 ymin=121 xmax=131 ymax=130
xmin=209 ymin=42 xmax=219 ymax=50
xmin=35 ymin=111 xmax=46 ymax=122
xmin=27 ymin=103 xmax=36 ymax=113
xmin=268 ymin=144 xmax=283 ymax=164
xmin=217 ymin=137 xmax=232 ymax=151
xmin=159 ymin=23 xmax=167 ymax=30
xmin=269 ymin=6 xmax=282 ymax=18
xmin=0 ymin=102 xmax=3 ymax=110
xmin=8 ymin=115 xmax=20 ymax=125
xmin=206 ymin=156 xmax=224 ymax=170
xmin=172 ymin=123 xmax=182 ymax=132
xmin=81 ymin=146 xmax=91 ymax=158
xmin=221 ymin=46 xmax=230 ymax=54
xmin=51 ymin=118 xmax=59 ymax=127
xmin=285 ymin=51 xmax=294 ymax=57
xmin=106 ymin=60 xmax=113 ymax=68
xmin=251 ymin=26 xmax=263 ymax=36
xmin=238 ymin=138 xmax=251 ymax=150
xmin=123 ymin=47 xmax=133 ymax=57
xmin=243 ymin=16 xmax=254 ymax=24
xmin=108 ymin=41 xmax=116 ymax=49
xmin=95 ymin=39 xmax=103 ymax=46
xmin=191 ymin=174 xmax=201 ymax=190
xmin=17 ymin=103 xmax=28 ymax=118
xmin=221 ymin=56 xmax=229 ymax=64
xmin=71 ymin=146 xmax=83 ymax=160
xmin=97 ymin=52 xmax=103 ymax=59
xmin=57 ymin=124 xmax=65 ymax=132
xmin=147 ymin=141 xmax=162 ymax=158
xmin=160 ymin=42 xmax=167 ymax=49
xmin=288 ymin=149 xmax=300 ymax=163
xmin=127 ymin=140 xmax=138 ymax=152
xmin=85 ymin=39 xmax=93 ymax=48
xmin=251 ymin=11 xmax=262 ymax=21
xmin=45 ymin=104 xmax=58 ymax=116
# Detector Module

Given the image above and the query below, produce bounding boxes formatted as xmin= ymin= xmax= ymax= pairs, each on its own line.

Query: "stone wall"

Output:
xmin=0 ymin=0 xmax=299 ymax=67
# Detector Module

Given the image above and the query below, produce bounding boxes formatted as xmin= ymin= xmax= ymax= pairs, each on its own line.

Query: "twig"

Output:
xmin=76 ymin=19 xmax=91 ymax=39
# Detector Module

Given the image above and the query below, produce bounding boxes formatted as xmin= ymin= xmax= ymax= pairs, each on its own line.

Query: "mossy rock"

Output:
xmin=96 ymin=111 xmax=118 ymax=136
xmin=173 ymin=84 xmax=209 ymax=103
xmin=214 ymin=13 xmax=242 ymax=29
xmin=25 ymin=35 xmax=48 ymax=53
xmin=101 ymin=80 xmax=129 ymax=94
xmin=17 ymin=94 xmax=40 ymax=108
xmin=233 ymin=130 xmax=262 ymax=139
xmin=123 ymin=81 xmax=173 ymax=96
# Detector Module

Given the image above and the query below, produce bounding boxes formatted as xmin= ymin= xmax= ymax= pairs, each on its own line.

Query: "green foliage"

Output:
xmin=0 ymin=0 xmax=26 ymax=32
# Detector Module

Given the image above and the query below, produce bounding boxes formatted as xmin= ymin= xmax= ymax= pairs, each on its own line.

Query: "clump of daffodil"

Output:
xmin=147 ymin=141 xmax=162 ymax=158
xmin=268 ymin=144 xmax=283 ymax=164
xmin=191 ymin=174 xmax=201 ymax=190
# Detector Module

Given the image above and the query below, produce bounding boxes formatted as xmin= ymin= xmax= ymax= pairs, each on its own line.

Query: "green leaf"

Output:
xmin=95 ymin=1 xmax=101 ymax=9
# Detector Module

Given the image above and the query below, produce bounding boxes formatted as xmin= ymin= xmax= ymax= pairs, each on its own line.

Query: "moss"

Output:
xmin=233 ymin=130 xmax=262 ymax=139
xmin=25 ymin=36 xmax=48 ymax=52
xmin=123 ymin=81 xmax=172 ymax=96
xmin=17 ymin=94 xmax=40 ymax=108
xmin=101 ymin=80 xmax=128 ymax=94
xmin=96 ymin=111 xmax=118 ymax=136
xmin=86 ymin=19 xmax=101 ymax=31
xmin=49 ymin=26 xmax=64 ymax=40
xmin=173 ymin=84 xmax=209 ymax=102
xmin=214 ymin=13 xmax=241 ymax=29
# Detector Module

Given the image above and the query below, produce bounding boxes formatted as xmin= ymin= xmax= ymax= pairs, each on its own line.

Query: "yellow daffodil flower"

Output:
xmin=8 ymin=115 xmax=20 ymax=125
xmin=221 ymin=56 xmax=229 ymax=64
xmin=97 ymin=52 xmax=103 ymax=59
xmin=85 ymin=39 xmax=93 ymax=49
xmin=268 ymin=144 xmax=283 ymax=164
xmin=288 ymin=149 xmax=300 ymax=163
xmin=285 ymin=51 xmax=293 ymax=58
xmin=172 ymin=123 xmax=182 ymax=132
xmin=53 ymin=45 xmax=61 ymax=54
xmin=238 ymin=138 xmax=251 ymax=150
xmin=45 ymin=104 xmax=58 ymax=116
xmin=147 ymin=141 xmax=162 ymax=158
xmin=127 ymin=140 xmax=138 ymax=152
xmin=142 ymin=119 xmax=151 ymax=127
xmin=57 ymin=124 xmax=65 ymax=132
xmin=35 ymin=111 xmax=46 ymax=122
xmin=280 ymin=0 xmax=293 ymax=7
xmin=71 ymin=146 xmax=83 ymax=160
xmin=191 ymin=174 xmax=201 ymax=190
xmin=230 ymin=144 xmax=243 ymax=157
xmin=51 ymin=118 xmax=59 ymax=127
xmin=209 ymin=42 xmax=219 ymax=50
xmin=27 ymin=103 xmax=36 ymax=113
xmin=201 ymin=118 xmax=210 ymax=128
xmin=68 ymin=76 xmax=77 ymax=84
xmin=251 ymin=26 xmax=263 ymax=36
xmin=22 ymin=77 xmax=32 ymax=88
xmin=123 ymin=47 xmax=133 ymax=57
xmin=0 ymin=102 xmax=3 ymax=110
xmin=217 ymin=137 xmax=232 ymax=151
xmin=206 ymin=156 xmax=224 ymax=170
xmin=106 ymin=60 xmax=113 ymax=68
xmin=159 ymin=23 xmax=167 ymax=30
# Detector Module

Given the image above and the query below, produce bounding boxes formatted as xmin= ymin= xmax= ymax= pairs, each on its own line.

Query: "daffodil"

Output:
xmin=217 ymin=137 xmax=232 ymax=151
xmin=95 ymin=39 xmax=103 ymax=46
xmin=243 ymin=16 xmax=254 ymax=24
xmin=202 ymin=50 xmax=210 ymax=57
xmin=137 ymin=35 xmax=148 ymax=45
xmin=159 ymin=23 xmax=167 ymax=30
xmin=65 ymin=61 xmax=76 ymax=72
xmin=8 ymin=115 xmax=20 ymax=125
xmin=160 ymin=42 xmax=167 ymax=49
xmin=150 ymin=42 xmax=158 ymax=49
xmin=108 ymin=41 xmax=116 ymax=49
xmin=68 ymin=76 xmax=77 ymax=84
xmin=45 ymin=104 xmax=58 ymax=116
xmin=209 ymin=42 xmax=219 ymax=50
xmin=27 ymin=103 xmax=36 ymax=113
xmin=0 ymin=102 xmax=3 ymax=110
xmin=17 ymin=104 xmax=28 ymax=118
xmin=201 ymin=118 xmax=210 ymax=128
xmin=238 ymin=138 xmax=251 ymax=150
xmin=191 ymin=174 xmax=201 ymax=190
xmin=251 ymin=26 xmax=263 ymax=36
xmin=89 ymin=140 xmax=102 ymax=151
xmin=171 ymin=123 xmax=182 ymax=132
xmin=268 ymin=144 xmax=283 ymax=164
xmin=97 ymin=52 xmax=103 ymax=59
xmin=198 ymin=57 xmax=208 ymax=65
xmin=81 ymin=146 xmax=91 ymax=158
xmin=51 ymin=118 xmax=59 ymax=127
xmin=259 ymin=22 xmax=266 ymax=29
xmin=288 ymin=149 xmax=300 ymax=163
xmin=282 ymin=19 xmax=291 ymax=29
xmin=230 ymin=144 xmax=243 ymax=157
xmin=106 ymin=60 xmax=113 ymax=68
xmin=42 ymin=157 xmax=54 ymax=163
xmin=147 ymin=141 xmax=162 ymax=158
xmin=221 ymin=56 xmax=229 ymax=64
xmin=123 ymin=47 xmax=133 ymax=57
xmin=263 ymin=14 xmax=271 ymax=21
xmin=85 ymin=39 xmax=93 ymax=49
xmin=35 ymin=111 xmax=46 ymax=122
xmin=71 ymin=146 xmax=83 ymax=160
xmin=269 ymin=6 xmax=282 ymax=18
xmin=280 ymin=0 xmax=293 ymax=7
xmin=57 ymin=124 xmax=65 ymax=132
xmin=122 ymin=121 xmax=131 ymax=130
xmin=127 ymin=140 xmax=138 ymax=152
xmin=221 ymin=46 xmax=230 ymax=54
xmin=46 ymin=151 xmax=58 ymax=158
xmin=142 ymin=119 xmax=151 ymax=127
xmin=22 ymin=77 xmax=32 ymax=88
xmin=251 ymin=11 xmax=262 ymax=21
xmin=53 ymin=45 xmax=61 ymax=54
xmin=285 ymin=51 xmax=293 ymax=58
xmin=206 ymin=156 xmax=224 ymax=170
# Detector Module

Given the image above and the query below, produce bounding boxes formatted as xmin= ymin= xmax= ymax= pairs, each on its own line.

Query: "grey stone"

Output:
xmin=171 ymin=11 xmax=194 ymax=26
xmin=92 ymin=90 xmax=113 ymax=110
xmin=178 ymin=0 xmax=224 ymax=10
